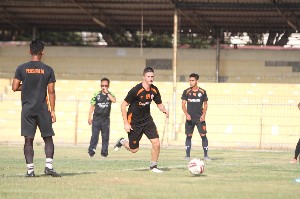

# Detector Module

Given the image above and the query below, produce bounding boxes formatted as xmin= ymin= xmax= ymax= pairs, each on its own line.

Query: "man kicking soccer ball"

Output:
xmin=114 ymin=67 xmax=168 ymax=173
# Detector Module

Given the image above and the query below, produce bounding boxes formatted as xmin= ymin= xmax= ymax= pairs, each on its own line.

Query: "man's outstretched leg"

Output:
xmin=114 ymin=137 xmax=139 ymax=153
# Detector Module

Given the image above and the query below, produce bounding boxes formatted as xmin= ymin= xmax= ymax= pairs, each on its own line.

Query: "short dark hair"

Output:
xmin=143 ymin=67 xmax=154 ymax=75
xmin=189 ymin=73 xmax=199 ymax=80
xmin=101 ymin=77 xmax=110 ymax=85
xmin=30 ymin=40 xmax=44 ymax=55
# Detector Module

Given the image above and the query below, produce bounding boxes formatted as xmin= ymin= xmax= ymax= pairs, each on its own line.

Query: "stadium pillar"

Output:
xmin=172 ymin=8 xmax=178 ymax=140
xmin=140 ymin=9 xmax=143 ymax=57
xmin=215 ymin=28 xmax=221 ymax=83
xmin=32 ymin=26 xmax=36 ymax=41
xmin=216 ymin=38 xmax=220 ymax=82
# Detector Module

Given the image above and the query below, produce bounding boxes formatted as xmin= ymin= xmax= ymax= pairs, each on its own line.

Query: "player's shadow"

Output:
xmin=58 ymin=171 xmax=98 ymax=176
xmin=7 ymin=171 xmax=98 ymax=178
xmin=189 ymin=174 xmax=207 ymax=177
xmin=134 ymin=167 xmax=182 ymax=172
xmin=208 ymin=157 xmax=223 ymax=161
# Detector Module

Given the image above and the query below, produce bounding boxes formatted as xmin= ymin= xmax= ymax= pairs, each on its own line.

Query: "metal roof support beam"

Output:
xmin=70 ymin=0 xmax=106 ymax=28
xmin=171 ymin=0 xmax=212 ymax=35
xmin=70 ymin=0 xmax=129 ymax=44
xmin=0 ymin=6 xmax=28 ymax=32
xmin=172 ymin=1 xmax=299 ymax=9
xmin=271 ymin=0 xmax=299 ymax=31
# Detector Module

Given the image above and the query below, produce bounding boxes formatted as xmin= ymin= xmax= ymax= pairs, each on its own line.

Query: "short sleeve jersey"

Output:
xmin=181 ymin=87 xmax=208 ymax=120
xmin=14 ymin=61 xmax=56 ymax=113
xmin=90 ymin=91 xmax=115 ymax=119
xmin=124 ymin=83 xmax=162 ymax=124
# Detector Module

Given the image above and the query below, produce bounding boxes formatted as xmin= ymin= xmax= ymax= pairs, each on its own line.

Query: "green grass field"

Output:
xmin=0 ymin=144 xmax=299 ymax=199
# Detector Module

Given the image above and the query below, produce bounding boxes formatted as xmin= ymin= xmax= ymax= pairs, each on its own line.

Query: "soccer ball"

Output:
xmin=188 ymin=158 xmax=205 ymax=175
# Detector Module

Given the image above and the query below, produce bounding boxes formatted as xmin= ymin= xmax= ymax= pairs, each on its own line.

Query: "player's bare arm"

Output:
xmin=157 ymin=103 xmax=169 ymax=117
xmin=107 ymin=93 xmax=116 ymax=103
xmin=48 ymin=82 xmax=56 ymax=123
xmin=182 ymin=100 xmax=191 ymax=120
xmin=200 ymin=101 xmax=208 ymax=122
xmin=12 ymin=78 xmax=22 ymax=92
xmin=88 ymin=105 xmax=95 ymax=125
xmin=121 ymin=100 xmax=132 ymax=132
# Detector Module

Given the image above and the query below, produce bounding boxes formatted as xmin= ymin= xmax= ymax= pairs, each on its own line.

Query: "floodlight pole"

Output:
xmin=216 ymin=36 xmax=220 ymax=83
xmin=215 ymin=28 xmax=222 ymax=83
xmin=172 ymin=8 xmax=178 ymax=140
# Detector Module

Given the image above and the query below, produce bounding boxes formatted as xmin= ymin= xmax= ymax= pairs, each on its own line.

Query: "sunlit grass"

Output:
xmin=0 ymin=145 xmax=299 ymax=199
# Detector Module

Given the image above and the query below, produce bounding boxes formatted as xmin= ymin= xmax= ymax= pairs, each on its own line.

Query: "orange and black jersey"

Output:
xmin=181 ymin=87 xmax=208 ymax=120
xmin=14 ymin=61 xmax=56 ymax=113
xmin=125 ymin=83 xmax=162 ymax=124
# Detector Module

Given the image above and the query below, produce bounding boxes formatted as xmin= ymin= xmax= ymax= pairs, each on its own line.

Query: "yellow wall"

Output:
xmin=1 ymin=78 xmax=299 ymax=149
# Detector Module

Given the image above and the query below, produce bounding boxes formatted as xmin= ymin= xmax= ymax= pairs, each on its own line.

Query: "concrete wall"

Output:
xmin=1 ymin=46 xmax=300 ymax=82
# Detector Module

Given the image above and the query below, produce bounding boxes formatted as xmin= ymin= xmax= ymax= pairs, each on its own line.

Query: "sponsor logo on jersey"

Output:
xmin=26 ymin=68 xmax=44 ymax=74
xmin=139 ymin=101 xmax=151 ymax=106
xmin=188 ymin=99 xmax=201 ymax=102
xmin=97 ymin=102 xmax=109 ymax=108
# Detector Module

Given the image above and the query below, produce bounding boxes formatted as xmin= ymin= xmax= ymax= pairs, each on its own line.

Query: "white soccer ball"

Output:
xmin=188 ymin=158 xmax=205 ymax=175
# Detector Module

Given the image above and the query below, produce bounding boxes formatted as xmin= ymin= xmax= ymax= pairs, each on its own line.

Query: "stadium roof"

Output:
xmin=0 ymin=0 xmax=299 ymax=36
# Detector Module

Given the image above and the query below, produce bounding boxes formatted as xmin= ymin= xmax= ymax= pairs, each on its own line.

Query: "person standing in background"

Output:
xmin=12 ymin=40 xmax=60 ymax=177
xmin=88 ymin=78 xmax=116 ymax=158
xmin=181 ymin=73 xmax=211 ymax=161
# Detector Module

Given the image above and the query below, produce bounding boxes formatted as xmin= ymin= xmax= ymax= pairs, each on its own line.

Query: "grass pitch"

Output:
xmin=0 ymin=144 xmax=299 ymax=199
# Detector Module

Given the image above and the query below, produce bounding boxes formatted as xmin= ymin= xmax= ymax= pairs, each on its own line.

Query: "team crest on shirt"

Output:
xmin=198 ymin=93 xmax=202 ymax=97
xmin=151 ymin=94 xmax=154 ymax=99
xmin=97 ymin=95 xmax=101 ymax=100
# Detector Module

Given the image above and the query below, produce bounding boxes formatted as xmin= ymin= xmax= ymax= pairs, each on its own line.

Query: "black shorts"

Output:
xmin=128 ymin=120 xmax=159 ymax=150
xmin=185 ymin=119 xmax=207 ymax=135
xmin=21 ymin=109 xmax=55 ymax=138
